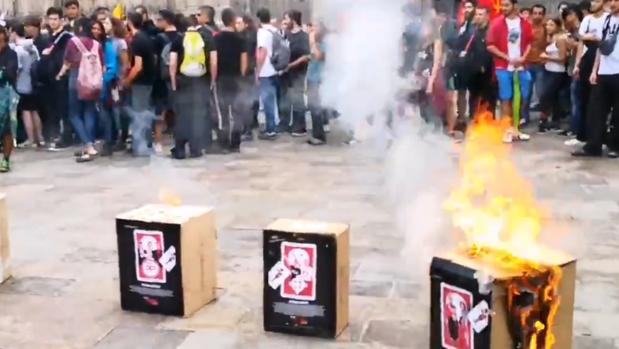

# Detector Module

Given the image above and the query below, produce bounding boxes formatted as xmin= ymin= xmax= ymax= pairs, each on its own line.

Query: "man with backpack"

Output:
xmin=278 ymin=10 xmax=309 ymax=137
xmin=256 ymin=8 xmax=284 ymax=140
xmin=124 ymin=12 xmax=157 ymax=157
xmin=573 ymin=0 xmax=619 ymax=158
xmin=168 ymin=18 xmax=217 ymax=159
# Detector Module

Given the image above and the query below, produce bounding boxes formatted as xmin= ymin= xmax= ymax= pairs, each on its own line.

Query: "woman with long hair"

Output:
xmin=538 ymin=17 xmax=569 ymax=133
xmin=56 ymin=17 xmax=104 ymax=162
xmin=98 ymin=17 xmax=129 ymax=156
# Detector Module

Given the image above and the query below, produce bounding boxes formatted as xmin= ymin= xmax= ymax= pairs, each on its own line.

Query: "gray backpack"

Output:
xmin=270 ymin=30 xmax=291 ymax=71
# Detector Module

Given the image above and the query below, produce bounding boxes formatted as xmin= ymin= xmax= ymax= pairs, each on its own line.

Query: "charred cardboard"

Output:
xmin=0 ymin=194 xmax=9 ymax=284
xmin=430 ymin=251 xmax=576 ymax=349
xmin=116 ymin=204 xmax=217 ymax=317
xmin=263 ymin=219 xmax=350 ymax=338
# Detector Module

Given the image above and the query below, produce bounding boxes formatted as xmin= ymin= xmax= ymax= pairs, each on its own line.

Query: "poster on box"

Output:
xmin=440 ymin=282 xmax=474 ymax=349
xmin=280 ymin=242 xmax=317 ymax=301
xmin=134 ymin=230 xmax=166 ymax=283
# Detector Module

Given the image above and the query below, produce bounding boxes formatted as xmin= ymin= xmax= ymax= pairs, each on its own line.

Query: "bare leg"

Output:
xmin=446 ymin=91 xmax=457 ymax=134
xmin=32 ymin=110 xmax=44 ymax=144
xmin=501 ymin=100 xmax=513 ymax=121
xmin=21 ymin=110 xmax=35 ymax=143
xmin=3 ymin=133 xmax=13 ymax=159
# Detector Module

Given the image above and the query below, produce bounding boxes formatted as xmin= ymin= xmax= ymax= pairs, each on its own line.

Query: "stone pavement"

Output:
xmin=0 ymin=130 xmax=618 ymax=349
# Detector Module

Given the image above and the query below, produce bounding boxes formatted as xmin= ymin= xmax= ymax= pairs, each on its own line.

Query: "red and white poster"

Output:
xmin=440 ymin=282 xmax=474 ymax=349
xmin=134 ymin=230 xmax=166 ymax=284
xmin=280 ymin=242 xmax=317 ymax=301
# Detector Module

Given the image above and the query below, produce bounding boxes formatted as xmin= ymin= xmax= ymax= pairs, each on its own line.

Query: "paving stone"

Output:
xmin=94 ymin=327 xmax=190 ymax=349
xmin=350 ymin=280 xmax=393 ymax=298
xmin=574 ymin=335 xmax=617 ymax=349
xmin=0 ymin=276 xmax=75 ymax=297
xmin=362 ymin=319 xmax=427 ymax=348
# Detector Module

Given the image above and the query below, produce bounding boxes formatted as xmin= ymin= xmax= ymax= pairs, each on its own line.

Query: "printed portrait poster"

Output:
xmin=134 ymin=230 xmax=166 ymax=284
xmin=440 ymin=282 xmax=474 ymax=349
xmin=280 ymin=242 xmax=317 ymax=301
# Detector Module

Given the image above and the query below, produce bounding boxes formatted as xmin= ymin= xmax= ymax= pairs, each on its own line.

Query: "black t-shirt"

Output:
xmin=130 ymin=31 xmax=157 ymax=85
xmin=170 ymin=31 xmax=216 ymax=75
xmin=287 ymin=30 xmax=310 ymax=78
xmin=215 ymin=31 xmax=246 ymax=77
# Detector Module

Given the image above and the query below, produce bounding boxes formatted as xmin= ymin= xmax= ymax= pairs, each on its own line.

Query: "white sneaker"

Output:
xmin=516 ymin=132 xmax=530 ymax=142
xmin=153 ymin=143 xmax=163 ymax=154
xmin=324 ymin=124 xmax=331 ymax=133
xmin=564 ymin=138 xmax=585 ymax=147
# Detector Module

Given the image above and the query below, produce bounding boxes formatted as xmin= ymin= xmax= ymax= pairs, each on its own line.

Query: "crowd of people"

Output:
xmin=0 ymin=1 xmax=328 ymax=172
xmin=408 ymin=0 xmax=619 ymax=158
xmin=0 ymin=0 xmax=617 ymax=174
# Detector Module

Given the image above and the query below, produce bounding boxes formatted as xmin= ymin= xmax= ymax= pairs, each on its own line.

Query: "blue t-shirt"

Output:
xmin=307 ymin=42 xmax=326 ymax=84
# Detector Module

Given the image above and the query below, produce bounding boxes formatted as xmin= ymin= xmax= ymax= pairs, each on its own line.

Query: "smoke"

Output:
xmin=319 ymin=0 xmax=408 ymax=139
xmin=316 ymin=0 xmax=458 ymax=291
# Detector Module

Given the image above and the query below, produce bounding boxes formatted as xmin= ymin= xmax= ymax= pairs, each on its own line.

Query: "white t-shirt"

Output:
xmin=599 ymin=15 xmax=619 ymax=75
xmin=506 ymin=17 xmax=521 ymax=71
xmin=257 ymin=24 xmax=277 ymax=78
xmin=580 ymin=13 xmax=610 ymax=55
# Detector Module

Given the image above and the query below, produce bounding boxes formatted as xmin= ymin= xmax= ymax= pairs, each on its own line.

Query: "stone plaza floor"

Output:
xmin=0 ymin=129 xmax=618 ymax=349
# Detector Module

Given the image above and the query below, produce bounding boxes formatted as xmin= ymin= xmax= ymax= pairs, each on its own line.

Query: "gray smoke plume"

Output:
xmin=316 ymin=0 xmax=458 ymax=290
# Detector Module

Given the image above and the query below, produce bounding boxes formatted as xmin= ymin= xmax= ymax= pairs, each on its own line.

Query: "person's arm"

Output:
xmin=487 ymin=21 xmax=511 ymax=61
xmin=240 ymin=52 xmax=248 ymax=76
xmin=124 ymin=55 xmax=142 ymax=87
xmin=427 ymin=38 xmax=443 ymax=94
xmin=169 ymin=52 xmax=178 ymax=91
xmin=573 ymin=40 xmax=585 ymax=78
xmin=590 ymin=49 xmax=601 ymax=85
xmin=210 ymin=50 xmax=218 ymax=86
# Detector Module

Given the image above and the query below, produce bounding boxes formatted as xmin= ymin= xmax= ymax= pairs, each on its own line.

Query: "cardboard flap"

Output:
xmin=267 ymin=219 xmax=349 ymax=236
xmin=117 ymin=204 xmax=214 ymax=224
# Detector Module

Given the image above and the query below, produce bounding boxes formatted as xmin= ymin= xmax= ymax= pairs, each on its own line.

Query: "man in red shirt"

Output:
xmin=487 ymin=0 xmax=534 ymax=142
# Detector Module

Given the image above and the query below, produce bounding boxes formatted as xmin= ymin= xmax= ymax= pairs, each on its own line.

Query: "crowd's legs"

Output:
xmin=577 ymin=49 xmax=597 ymax=143
xmin=258 ymin=76 xmax=278 ymax=138
xmin=172 ymin=76 xmax=207 ymax=158
xmin=539 ymin=71 xmax=568 ymax=131
xmin=127 ymin=84 xmax=156 ymax=157
xmin=524 ymin=63 xmax=545 ymax=124
xmin=215 ymin=76 xmax=243 ymax=152
xmin=68 ymin=71 xmax=97 ymax=161
xmin=582 ymin=74 xmax=619 ymax=157
xmin=307 ymin=82 xmax=325 ymax=144
xmin=278 ymin=76 xmax=307 ymax=135
xmin=43 ymin=78 xmax=73 ymax=148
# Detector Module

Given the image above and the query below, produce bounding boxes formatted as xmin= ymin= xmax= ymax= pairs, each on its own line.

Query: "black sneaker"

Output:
xmin=258 ymin=132 xmax=277 ymax=141
xmin=538 ymin=120 xmax=551 ymax=134
xmin=571 ymin=148 xmax=602 ymax=157
xmin=170 ymin=147 xmax=187 ymax=159
xmin=608 ymin=150 xmax=619 ymax=159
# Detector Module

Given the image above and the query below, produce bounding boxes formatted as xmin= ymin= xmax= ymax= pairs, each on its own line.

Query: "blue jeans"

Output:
xmin=570 ymin=77 xmax=582 ymax=135
xmin=259 ymin=76 xmax=278 ymax=133
xmin=523 ymin=64 xmax=544 ymax=122
xmin=68 ymin=71 xmax=96 ymax=145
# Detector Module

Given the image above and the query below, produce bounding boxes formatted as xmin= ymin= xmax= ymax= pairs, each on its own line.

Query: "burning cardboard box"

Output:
xmin=433 ymin=113 xmax=578 ymax=349
xmin=430 ymin=249 xmax=576 ymax=349
xmin=116 ymin=204 xmax=217 ymax=317
xmin=0 ymin=194 xmax=9 ymax=284
xmin=263 ymin=219 xmax=350 ymax=338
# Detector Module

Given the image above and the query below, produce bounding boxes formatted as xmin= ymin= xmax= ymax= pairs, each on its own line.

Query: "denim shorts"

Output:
xmin=495 ymin=69 xmax=532 ymax=102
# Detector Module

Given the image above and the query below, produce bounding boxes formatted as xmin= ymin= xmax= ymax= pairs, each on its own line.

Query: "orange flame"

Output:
xmin=445 ymin=112 xmax=561 ymax=349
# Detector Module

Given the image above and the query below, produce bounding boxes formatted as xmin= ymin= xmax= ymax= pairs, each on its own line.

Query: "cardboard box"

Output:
xmin=263 ymin=219 xmax=350 ymax=338
xmin=430 ymin=251 xmax=576 ymax=349
xmin=116 ymin=204 xmax=217 ymax=317
xmin=0 ymin=194 xmax=9 ymax=284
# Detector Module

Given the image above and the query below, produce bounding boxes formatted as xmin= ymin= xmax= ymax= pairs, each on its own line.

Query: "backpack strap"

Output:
xmin=71 ymin=37 xmax=89 ymax=55
xmin=602 ymin=15 xmax=612 ymax=40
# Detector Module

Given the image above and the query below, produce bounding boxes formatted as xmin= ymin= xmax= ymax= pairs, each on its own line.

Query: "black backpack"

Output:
xmin=158 ymin=32 xmax=181 ymax=81
xmin=600 ymin=15 xmax=618 ymax=56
